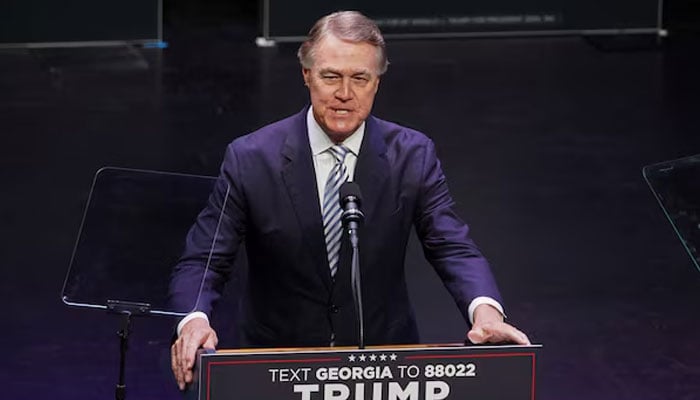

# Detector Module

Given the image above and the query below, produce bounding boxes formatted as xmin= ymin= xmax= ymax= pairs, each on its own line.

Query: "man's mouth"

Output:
xmin=332 ymin=108 xmax=351 ymax=115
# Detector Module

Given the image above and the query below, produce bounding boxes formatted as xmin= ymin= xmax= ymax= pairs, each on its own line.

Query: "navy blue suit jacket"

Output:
xmin=170 ymin=108 xmax=502 ymax=347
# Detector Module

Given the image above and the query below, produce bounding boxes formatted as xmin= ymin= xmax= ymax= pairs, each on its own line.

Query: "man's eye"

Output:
xmin=322 ymin=75 xmax=340 ymax=80
xmin=353 ymin=76 xmax=369 ymax=83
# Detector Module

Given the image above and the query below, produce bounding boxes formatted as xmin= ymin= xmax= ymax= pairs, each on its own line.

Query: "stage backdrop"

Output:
xmin=261 ymin=0 xmax=661 ymax=40
xmin=0 ymin=0 xmax=161 ymax=45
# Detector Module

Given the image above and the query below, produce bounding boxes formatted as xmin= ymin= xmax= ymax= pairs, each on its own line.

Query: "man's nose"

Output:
xmin=335 ymin=78 xmax=353 ymax=101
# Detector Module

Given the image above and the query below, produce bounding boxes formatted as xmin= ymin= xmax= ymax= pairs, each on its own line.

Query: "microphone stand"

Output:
xmin=340 ymin=183 xmax=365 ymax=349
xmin=347 ymin=220 xmax=364 ymax=349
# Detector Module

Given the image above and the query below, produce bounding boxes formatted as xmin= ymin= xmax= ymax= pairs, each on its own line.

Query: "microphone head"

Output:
xmin=339 ymin=182 xmax=363 ymax=207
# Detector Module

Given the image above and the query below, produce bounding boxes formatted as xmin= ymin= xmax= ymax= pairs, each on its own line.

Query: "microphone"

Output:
xmin=339 ymin=182 xmax=365 ymax=349
xmin=339 ymin=182 xmax=364 ymax=230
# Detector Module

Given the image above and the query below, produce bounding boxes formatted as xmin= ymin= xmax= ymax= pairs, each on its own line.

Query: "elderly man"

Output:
xmin=170 ymin=10 xmax=529 ymax=391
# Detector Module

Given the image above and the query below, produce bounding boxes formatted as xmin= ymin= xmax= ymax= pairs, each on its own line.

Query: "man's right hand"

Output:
xmin=171 ymin=318 xmax=218 ymax=391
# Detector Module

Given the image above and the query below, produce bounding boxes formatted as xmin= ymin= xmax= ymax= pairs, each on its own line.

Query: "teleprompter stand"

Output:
xmin=107 ymin=300 xmax=151 ymax=400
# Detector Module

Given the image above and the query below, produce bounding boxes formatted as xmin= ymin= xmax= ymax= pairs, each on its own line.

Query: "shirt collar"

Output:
xmin=307 ymin=106 xmax=364 ymax=157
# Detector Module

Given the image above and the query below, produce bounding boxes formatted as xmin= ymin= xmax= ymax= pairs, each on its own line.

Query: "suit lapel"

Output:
xmin=354 ymin=116 xmax=390 ymax=224
xmin=280 ymin=112 xmax=389 ymax=288
xmin=281 ymin=110 xmax=333 ymax=289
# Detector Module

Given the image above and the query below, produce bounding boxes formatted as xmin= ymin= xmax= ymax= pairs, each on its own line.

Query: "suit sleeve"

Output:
xmin=168 ymin=143 xmax=248 ymax=316
xmin=413 ymin=139 xmax=503 ymax=324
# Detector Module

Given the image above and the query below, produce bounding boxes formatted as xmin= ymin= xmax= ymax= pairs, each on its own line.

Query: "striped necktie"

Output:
xmin=322 ymin=144 xmax=350 ymax=276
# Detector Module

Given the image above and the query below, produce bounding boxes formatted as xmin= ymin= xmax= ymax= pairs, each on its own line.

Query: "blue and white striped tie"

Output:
xmin=322 ymin=144 xmax=350 ymax=276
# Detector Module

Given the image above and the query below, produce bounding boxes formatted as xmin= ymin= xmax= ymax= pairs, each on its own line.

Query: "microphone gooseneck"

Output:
xmin=339 ymin=182 xmax=365 ymax=349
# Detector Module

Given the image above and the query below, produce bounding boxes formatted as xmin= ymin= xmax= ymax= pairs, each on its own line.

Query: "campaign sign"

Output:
xmin=199 ymin=344 xmax=540 ymax=400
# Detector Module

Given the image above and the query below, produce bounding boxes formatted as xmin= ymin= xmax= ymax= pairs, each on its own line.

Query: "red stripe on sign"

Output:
xmin=531 ymin=354 xmax=537 ymax=400
xmin=209 ymin=357 xmax=341 ymax=366
xmin=405 ymin=352 xmax=535 ymax=360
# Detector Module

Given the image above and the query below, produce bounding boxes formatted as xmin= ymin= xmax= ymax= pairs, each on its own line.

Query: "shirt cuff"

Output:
xmin=467 ymin=296 xmax=506 ymax=325
xmin=177 ymin=311 xmax=209 ymax=337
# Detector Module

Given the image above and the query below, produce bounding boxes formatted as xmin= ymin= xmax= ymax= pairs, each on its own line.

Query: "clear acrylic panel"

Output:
xmin=61 ymin=167 xmax=225 ymax=316
xmin=643 ymin=153 xmax=700 ymax=273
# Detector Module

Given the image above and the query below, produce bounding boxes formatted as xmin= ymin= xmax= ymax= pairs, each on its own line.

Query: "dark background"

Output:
xmin=265 ymin=0 xmax=660 ymax=37
xmin=0 ymin=0 xmax=160 ymax=43
xmin=2 ymin=1 xmax=700 ymax=399
xmin=1 ymin=0 xmax=690 ymax=44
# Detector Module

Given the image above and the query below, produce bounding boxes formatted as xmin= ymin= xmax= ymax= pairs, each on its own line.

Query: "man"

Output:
xmin=170 ymin=10 xmax=529 ymax=391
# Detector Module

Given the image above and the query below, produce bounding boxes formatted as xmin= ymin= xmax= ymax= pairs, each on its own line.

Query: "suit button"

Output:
xmin=329 ymin=305 xmax=339 ymax=314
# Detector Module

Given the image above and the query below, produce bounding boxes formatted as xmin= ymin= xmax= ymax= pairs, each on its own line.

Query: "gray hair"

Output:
xmin=297 ymin=11 xmax=389 ymax=75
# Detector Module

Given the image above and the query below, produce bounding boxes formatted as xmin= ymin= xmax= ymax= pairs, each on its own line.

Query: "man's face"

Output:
xmin=302 ymin=34 xmax=381 ymax=143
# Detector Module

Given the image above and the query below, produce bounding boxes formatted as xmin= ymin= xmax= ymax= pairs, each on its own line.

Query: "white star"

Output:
xmin=390 ymin=353 xmax=397 ymax=361
xmin=348 ymin=354 xmax=356 ymax=362
xmin=359 ymin=354 xmax=367 ymax=362
xmin=379 ymin=354 xmax=387 ymax=361
xmin=369 ymin=354 xmax=377 ymax=361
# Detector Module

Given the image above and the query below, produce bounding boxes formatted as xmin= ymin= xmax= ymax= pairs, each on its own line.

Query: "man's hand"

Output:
xmin=467 ymin=304 xmax=530 ymax=345
xmin=171 ymin=318 xmax=218 ymax=390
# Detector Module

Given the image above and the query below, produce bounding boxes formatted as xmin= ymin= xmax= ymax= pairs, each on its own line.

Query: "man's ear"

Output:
xmin=302 ymin=67 xmax=310 ymax=87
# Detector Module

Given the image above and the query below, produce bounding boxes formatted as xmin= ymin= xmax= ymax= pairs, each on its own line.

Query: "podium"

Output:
xmin=199 ymin=344 xmax=541 ymax=400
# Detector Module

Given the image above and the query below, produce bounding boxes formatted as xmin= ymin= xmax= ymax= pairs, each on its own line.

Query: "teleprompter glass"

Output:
xmin=644 ymin=153 xmax=700 ymax=273
xmin=61 ymin=167 xmax=229 ymax=316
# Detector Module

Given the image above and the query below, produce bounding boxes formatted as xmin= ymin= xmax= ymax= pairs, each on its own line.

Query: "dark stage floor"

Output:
xmin=2 ymin=21 xmax=700 ymax=400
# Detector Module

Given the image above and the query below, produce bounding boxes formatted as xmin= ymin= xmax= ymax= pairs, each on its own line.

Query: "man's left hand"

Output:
xmin=467 ymin=304 xmax=531 ymax=345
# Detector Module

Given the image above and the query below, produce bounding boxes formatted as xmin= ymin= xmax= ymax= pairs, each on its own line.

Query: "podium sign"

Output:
xmin=200 ymin=345 xmax=540 ymax=400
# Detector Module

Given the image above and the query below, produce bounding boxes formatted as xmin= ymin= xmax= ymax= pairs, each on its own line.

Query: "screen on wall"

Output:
xmin=0 ymin=0 xmax=160 ymax=44
xmin=263 ymin=0 xmax=660 ymax=39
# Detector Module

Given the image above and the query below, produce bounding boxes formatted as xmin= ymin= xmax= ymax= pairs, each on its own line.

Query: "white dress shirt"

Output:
xmin=306 ymin=107 xmax=364 ymax=205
